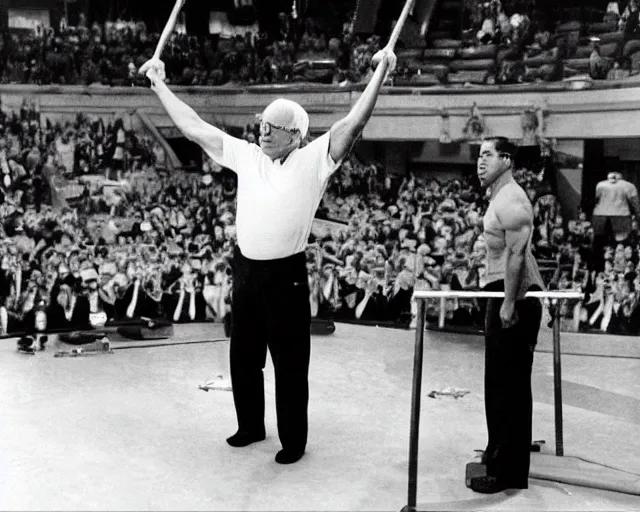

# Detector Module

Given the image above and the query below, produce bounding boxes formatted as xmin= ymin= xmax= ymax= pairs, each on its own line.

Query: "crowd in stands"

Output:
xmin=0 ymin=100 xmax=238 ymax=336
xmin=466 ymin=0 xmax=640 ymax=83
xmin=1 ymin=98 xmax=639 ymax=339
xmin=308 ymin=157 xmax=640 ymax=335
xmin=0 ymin=13 xmax=373 ymax=87
xmin=2 ymin=1 xmax=640 ymax=88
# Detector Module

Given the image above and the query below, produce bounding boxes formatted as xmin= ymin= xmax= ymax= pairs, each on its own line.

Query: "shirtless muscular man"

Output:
xmin=471 ymin=137 xmax=546 ymax=494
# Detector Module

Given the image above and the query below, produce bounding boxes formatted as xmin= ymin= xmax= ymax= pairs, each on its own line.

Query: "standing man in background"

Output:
xmin=473 ymin=137 xmax=546 ymax=493
xmin=139 ymin=46 xmax=396 ymax=464
xmin=591 ymin=171 xmax=640 ymax=271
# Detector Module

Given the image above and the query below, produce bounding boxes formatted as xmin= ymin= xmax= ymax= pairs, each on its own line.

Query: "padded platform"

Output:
xmin=530 ymin=453 xmax=640 ymax=496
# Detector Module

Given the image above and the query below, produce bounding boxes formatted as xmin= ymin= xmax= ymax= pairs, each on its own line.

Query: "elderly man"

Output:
xmin=139 ymin=46 xmax=396 ymax=464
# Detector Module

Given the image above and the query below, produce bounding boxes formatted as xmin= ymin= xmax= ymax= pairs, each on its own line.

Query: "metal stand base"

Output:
xmin=465 ymin=462 xmax=487 ymax=488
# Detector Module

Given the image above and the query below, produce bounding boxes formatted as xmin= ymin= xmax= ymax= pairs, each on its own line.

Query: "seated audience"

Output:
xmin=0 ymin=98 xmax=638 ymax=339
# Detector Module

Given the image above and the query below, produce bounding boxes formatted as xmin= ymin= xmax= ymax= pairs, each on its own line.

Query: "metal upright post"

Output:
xmin=402 ymin=299 xmax=426 ymax=512
xmin=551 ymin=299 xmax=564 ymax=456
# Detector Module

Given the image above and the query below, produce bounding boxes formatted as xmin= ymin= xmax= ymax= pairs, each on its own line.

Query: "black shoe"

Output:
xmin=469 ymin=476 xmax=527 ymax=494
xmin=226 ymin=431 xmax=266 ymax=447
xmin=275 ymin=448 xmax=305 ymax=464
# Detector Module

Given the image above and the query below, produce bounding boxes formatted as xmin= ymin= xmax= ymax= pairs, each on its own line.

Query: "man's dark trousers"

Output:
xmin=482 ymin=281 xmax=543 ymax=488
xmin=230 ymin=247 xmax=310 ymax=453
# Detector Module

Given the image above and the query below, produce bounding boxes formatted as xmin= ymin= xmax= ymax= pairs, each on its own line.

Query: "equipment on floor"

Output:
xmin=55 ymin=336 xmax=113 ymax=357
xmin=15 ymin=330 xmax=114 ymax=358
xmin=310 ymin=317 xmax=335 ymax=335
xmin=116 ymin=317 xmax=174 ymax=340
xmin=199 ymin=375 xmax=232 ymax=392
xmin=16 ymin=334 xmax=48 ymax=354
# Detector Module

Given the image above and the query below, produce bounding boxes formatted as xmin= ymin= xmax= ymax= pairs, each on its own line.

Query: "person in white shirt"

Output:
xmin=139 ymin=47 xmax=397 ymax=464
xmin=592 ymin=171 xmax=640 ymax=271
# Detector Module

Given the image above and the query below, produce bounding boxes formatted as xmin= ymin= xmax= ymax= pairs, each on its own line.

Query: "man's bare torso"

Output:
xmin=483 ymin=182 xmax=545 ymax=296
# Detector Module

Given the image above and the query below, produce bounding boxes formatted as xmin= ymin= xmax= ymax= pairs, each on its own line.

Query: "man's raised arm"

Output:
xmin=328 ymin=49 xmax=397 ymax=164
xmin=139 ymin=58 xmax=225 ymax=162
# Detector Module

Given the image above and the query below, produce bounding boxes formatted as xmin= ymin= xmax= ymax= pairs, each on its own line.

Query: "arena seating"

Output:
xmin=2 ymin=0 xmax=640 ymax=88
xmin=1 ymin=2 xmax=639 ymax=339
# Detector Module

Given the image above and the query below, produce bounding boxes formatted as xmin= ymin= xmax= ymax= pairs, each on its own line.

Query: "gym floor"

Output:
xmin=1 ymin=322 xmax=638 ymax=511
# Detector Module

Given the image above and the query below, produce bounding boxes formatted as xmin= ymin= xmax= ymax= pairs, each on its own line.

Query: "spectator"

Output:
xmin=1 ymin=88 xmax=640 ymax=340
xmin=591 ymin=171 xmax=640 ymax=271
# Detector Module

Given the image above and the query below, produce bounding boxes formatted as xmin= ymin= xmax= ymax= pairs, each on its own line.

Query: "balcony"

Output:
xmin=1 ymin=77 xmax=640 ymax=140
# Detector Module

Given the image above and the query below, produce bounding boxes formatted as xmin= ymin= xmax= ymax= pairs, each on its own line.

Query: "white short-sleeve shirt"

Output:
xmin=212 ymin=132 xmax=340 ymax=260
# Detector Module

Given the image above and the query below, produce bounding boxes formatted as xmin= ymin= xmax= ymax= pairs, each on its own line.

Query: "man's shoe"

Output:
xmin=275 ymin=448 xmax=305 ymax=464
xmin=226 ymin=431 xmax=266 ymax=447
xmin=469 ymin=476 xmax=527 ymax=494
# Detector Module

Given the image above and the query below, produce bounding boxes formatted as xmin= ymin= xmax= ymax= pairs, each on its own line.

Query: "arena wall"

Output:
xmin=2 ymin=82 xmax=640 ymax=140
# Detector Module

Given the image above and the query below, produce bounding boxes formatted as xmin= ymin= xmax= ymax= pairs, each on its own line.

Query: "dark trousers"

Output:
xmin=591 ymin=215 xmax=631 ymax=272
xmin=482 ymin=281 xmax=543 ymax=487
xmin=230 ymin=247 xmax=311 ymax=452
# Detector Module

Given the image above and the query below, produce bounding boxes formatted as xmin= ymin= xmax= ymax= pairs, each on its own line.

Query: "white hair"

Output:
xmin=263 ymin=98 xmax=309 ymax=139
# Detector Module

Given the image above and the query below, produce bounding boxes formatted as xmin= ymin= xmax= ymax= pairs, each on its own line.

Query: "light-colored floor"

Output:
xmin=0 ymin=323 xmax=639 ymax=511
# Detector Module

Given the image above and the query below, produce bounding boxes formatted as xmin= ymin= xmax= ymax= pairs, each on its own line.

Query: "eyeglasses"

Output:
xmin=477 ymin=152 xmax=511 ymax=160
xmin=255 ymin=115 xmax=300 ymax=137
